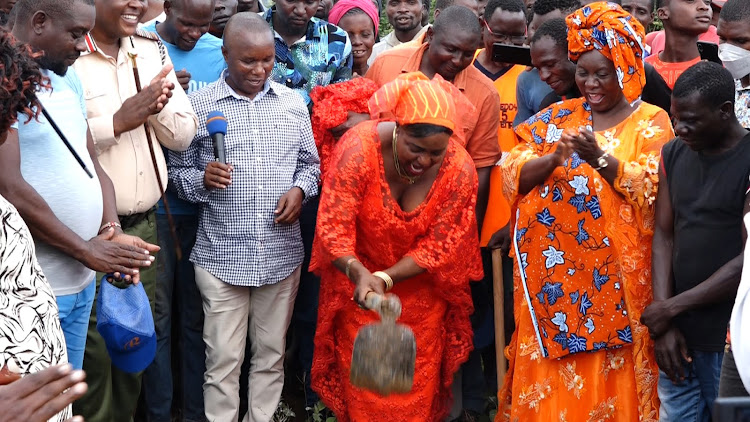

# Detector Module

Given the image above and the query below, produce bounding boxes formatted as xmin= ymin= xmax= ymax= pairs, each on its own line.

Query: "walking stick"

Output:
xmin=40 ymin=107 xmax=94 ymax=179
xmin=127 ymin=45 xmax=181 ymax=260
xmin=492 ymin=248 xmax=507 ymax=386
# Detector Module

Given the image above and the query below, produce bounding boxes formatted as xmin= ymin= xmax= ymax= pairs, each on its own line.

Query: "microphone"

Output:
xmin=206 ymin=111 xmax=228 ymax=164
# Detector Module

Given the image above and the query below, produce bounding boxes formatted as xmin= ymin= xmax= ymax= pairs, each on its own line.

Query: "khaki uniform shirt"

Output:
xmin=73 ymin=31 xmax=198 ymax=215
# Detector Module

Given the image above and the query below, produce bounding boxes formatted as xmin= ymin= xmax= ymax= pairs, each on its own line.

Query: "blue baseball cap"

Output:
xmin=96 ymin=275 xmax=156 ymax=373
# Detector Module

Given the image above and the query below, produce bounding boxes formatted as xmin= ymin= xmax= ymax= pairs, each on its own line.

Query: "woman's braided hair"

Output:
xmin=0 ymin=28 xmax=47 ymax=137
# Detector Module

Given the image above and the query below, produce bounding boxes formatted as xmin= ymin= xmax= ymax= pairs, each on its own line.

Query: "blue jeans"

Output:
xmin=658 ymin=350 xmax=724 ymax=422
xmin=142 ymin=214 xmax=205 ymax=422
xmin=56 ymin=279 xmax=96 ymax=370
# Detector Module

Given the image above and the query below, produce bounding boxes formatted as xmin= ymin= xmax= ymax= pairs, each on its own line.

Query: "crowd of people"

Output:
xmin=2 ymin=0 xmax=750 ymax=421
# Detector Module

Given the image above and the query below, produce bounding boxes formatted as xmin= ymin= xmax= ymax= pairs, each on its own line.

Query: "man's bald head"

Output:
xmin=223 ymin=11 xmax=273 ymax=49
xmin=222 ymin=12 xmax=275 ymax=98
xmin=433 ymin=5 xmax=481 ymax=37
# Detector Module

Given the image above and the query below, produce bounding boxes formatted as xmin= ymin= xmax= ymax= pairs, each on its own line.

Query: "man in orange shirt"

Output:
xmin=398 ymin=0 xmax=480 ymax=50
xmin=367 ymin=5 xmax=502 ymax=242
xmin=475 ymin=0 xmax=526 ymax=250
xmin=646 ymin=0 xmax=712 ymax=89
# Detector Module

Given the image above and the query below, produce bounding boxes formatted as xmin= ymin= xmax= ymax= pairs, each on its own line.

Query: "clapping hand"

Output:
xmin=568 ymin=127 xmax=605 ymax=164
xmin=554 ymin=129 xmax=576 ymax=165
xmin=175 ymin=69 xmax=191 ymax=92
xmin=113 ymin=64 xmax=175 ymax=136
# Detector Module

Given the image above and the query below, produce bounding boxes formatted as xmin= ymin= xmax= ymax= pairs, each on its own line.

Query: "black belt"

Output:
xmin=118 ymin=208 xmax=155 ymax=230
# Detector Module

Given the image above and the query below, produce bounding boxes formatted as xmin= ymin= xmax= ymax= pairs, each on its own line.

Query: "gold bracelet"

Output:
xmin=345 ymin=257 xmax=358 ymax=279
xmin=372 ymin=271 xmax=394 ymax=291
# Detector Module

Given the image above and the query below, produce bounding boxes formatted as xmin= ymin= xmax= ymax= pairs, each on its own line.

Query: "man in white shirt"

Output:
xmin=369 ymin=0 xmax=426 ymax=65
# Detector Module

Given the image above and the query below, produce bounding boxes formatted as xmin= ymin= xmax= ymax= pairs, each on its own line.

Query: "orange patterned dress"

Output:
xmin=311 ymin=120 xmax=483 ymax=422
xmin=497 ymin=99 xmax=673 ymax=422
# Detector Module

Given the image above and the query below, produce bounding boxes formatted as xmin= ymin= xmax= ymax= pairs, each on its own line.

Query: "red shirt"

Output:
xmin=645 ymin=54 xmax=702 ymax=89
xmin=646 ymin=26 xmax=720 ymax=56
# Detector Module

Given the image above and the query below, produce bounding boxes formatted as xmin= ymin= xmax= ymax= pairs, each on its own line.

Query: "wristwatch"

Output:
xmin=594 ymin=153 xmax=609 ymax=171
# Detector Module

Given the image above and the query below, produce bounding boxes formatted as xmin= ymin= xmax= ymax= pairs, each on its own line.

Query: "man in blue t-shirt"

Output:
xmin=142 ymin=0 xmax=226 ymax=421
xmin=0 ymin=0 xmax=159 ymax=371
xmin=143 ymin=0 xmax=226 ymax=94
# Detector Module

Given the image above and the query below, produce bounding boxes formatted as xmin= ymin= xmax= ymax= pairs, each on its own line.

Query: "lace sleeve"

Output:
xmin=614 ymin=109 xmax=674 ymax=229
xmin=407 ymin=151 xmax=484 ymax=287
xmin=312 ymin=122 xmax=373 ymax=266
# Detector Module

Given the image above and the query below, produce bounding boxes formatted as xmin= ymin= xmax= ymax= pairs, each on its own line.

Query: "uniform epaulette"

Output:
xmin=134 ymin=28 xmax=160 ymax=42
xmin=82 ymin=33 xmax=98 ymax=54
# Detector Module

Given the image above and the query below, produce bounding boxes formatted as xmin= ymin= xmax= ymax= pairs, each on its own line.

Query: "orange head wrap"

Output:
xmin=368 ymin=72 xmax=475 ymax=133
xmin=567 ymin=1 xmax=647 ymax=103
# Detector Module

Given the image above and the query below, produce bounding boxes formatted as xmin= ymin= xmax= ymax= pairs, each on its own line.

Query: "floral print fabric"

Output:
xmin=497 ymin=98 xmax=673 ymax=422
xmin=735 ymin=80 xmax=750 ymax=130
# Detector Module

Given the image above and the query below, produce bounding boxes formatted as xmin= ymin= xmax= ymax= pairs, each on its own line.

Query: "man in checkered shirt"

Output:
xmin=168 ymin=12 xmax=320 ymax=422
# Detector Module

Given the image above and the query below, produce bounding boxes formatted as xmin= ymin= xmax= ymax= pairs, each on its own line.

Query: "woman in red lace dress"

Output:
xmin=310 ymin=72 xmax=482 ymax=422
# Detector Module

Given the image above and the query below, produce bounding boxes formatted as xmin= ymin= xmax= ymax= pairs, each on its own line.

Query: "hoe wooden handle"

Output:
xmin=364 ymin=292 xmax=383 ymax=310
xmin=492 ymin=248 xmax=507 ymax=387
xmin=364 ymin=292 xmax=402 ymax=320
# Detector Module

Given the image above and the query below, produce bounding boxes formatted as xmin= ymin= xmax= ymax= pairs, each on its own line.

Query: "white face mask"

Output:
xmin=719 ymin=43 xmax=750 ymax=80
